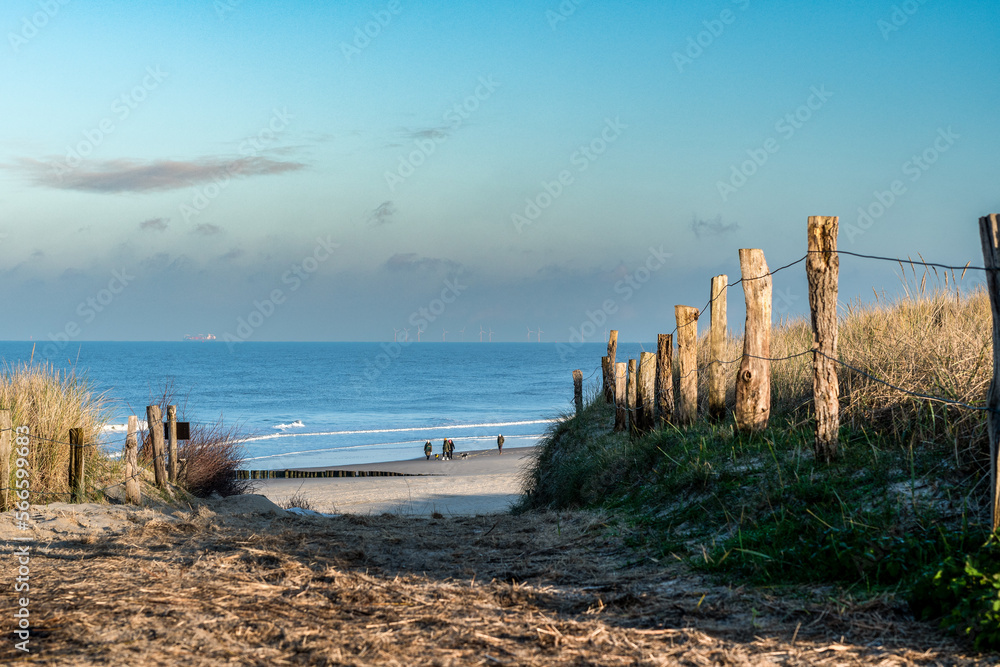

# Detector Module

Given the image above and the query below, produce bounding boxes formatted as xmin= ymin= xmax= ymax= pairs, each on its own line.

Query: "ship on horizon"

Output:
xmin=183 ymin=334 xmax=217 ymax=341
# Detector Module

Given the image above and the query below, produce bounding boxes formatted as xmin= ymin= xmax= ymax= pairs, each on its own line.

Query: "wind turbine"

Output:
xmin=479 ymin=325 xmax=485 ymax=342
xmin=393 ymin=327 xmax=400 ymax=342
xmin=488 ymin=327 xmax=494 ymax=343
xmin=536 ymin=327 xmax=543 ymax=342
xmin=526 ymin=327 xmax=534 ymax=341
xmin=442 ymin=329 xmax=448 ymax=342
xmin=417 ymin=326 xmax=424 ymax=342
xmin=402 ymin=327 xmax=410 ymax=342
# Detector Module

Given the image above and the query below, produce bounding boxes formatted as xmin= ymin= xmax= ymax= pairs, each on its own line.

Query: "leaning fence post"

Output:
xmin=637 ymin=351 xmax=656 ymax=433
xmin=735 ymin=249 xmax=772 ymax=432
xmin=656 ymin=334 xmax=674 ymax=426
xmin=0 ymin=410 xmax=11 ymax=511
xmin=573 ymin=369 xmax=583 ymax=415
xmin=602 ymin=356 xmax=614 ymax=404
xmin=675 ymin=306 xmax=700 ymax=426
xmin=167 ymin=405 xmax=178 ymax=483
xmin=125 ymin=415 xmax=141 ymax=504
xmin=978 ymin=213 xmax=1000 ymax=531
xmin=627 ymin=358 xmax=638 ymax=435
xmin=808 ymin=216 xmax=840 ymax=462
xmin=614 ymin=362 xmax=628 ymax=432
xmin=709 ymin=275 xmax=728 ymax=420
xmin=146 ymin=405 xmax=167 ymax=488
xmin=69 ymin=428 xmax=85 ymax=503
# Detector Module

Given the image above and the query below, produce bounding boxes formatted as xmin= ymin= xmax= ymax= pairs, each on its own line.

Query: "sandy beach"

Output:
xmin=255 ymin=445 xmax=536 ymax=516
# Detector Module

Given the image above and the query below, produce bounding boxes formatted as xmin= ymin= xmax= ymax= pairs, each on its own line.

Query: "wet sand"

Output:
xmin=255 ymin=446 xmax=536 ymax=516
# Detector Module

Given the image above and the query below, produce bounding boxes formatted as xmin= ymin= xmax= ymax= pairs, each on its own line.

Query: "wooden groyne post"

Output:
xmin=735 ymin=249 xmax=772 ymax=432
xmin=146 ymin=405 xmax=167 ymax=488
xmin=708 ymin=275 xmax=728 ymax=420
xmin=69 ymin=428 xmax=85 ymax=502
xmin=614 ymin=361 xmax=627 ymax=432
xmin=125 ymin=415 xmax=141 ymax=504
xmin=627 ymin=358 xmax=638 ymax=435
xmin=167 ymin=405 xmax=178 ymax=484
xmin=979 ymin=213 xmax=1000 ymax=531
xmin=637 ymin=351 xmax=656 ymax=433
xmin=573 ymin=369 xmax=583 ymax=414
xmin=656 ymin=333 xmax=674 ymax=426
xmin=807 ymin=216 xmax=840 ymax=462
xmin=675 ymin=306 xmax=699 ymax=426
xmin=602 ymin=356 xmax=614 ymax=404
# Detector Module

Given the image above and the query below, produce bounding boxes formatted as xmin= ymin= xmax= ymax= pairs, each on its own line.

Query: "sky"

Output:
xmin=1 ymin=0 xmax=998 ymax=350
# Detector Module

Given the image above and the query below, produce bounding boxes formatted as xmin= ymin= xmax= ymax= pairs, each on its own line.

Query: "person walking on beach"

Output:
xmin=424 ymin=440 xmax=433 ymax=460
xmin=497 ymin=434 xmax=505 ymax=455
xmin=442 ymin=438 xmax=451 ymax=460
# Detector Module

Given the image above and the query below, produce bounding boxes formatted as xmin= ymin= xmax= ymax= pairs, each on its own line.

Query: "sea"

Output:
xmin=0 ymin=341 xmax=650 ymax=470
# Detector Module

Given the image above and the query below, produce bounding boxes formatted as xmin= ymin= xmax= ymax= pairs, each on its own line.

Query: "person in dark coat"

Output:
xmin=497 ymin=434 xmax=505 ymax=455
xmin=424 ymin=440 xmax=433 ymax=460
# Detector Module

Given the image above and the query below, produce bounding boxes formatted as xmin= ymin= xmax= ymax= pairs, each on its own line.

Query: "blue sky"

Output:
xmin=1 ymin=0 xmax=997 ymax=349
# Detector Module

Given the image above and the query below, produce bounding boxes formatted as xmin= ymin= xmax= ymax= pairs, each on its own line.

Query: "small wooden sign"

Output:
xmin=163 ymin=422 xmax=191 ymax=440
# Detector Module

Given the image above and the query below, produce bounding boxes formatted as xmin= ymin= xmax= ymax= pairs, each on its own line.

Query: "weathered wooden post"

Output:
xmin=602 ymin=356 xmax=614 ymax=404
xmin=69 ymin=428 xmax=85 ymax=502
xmin=627 ymin=358 xmax=638 ymax=435
xmin=146 ymin=405 xmax=167 ymax=488
xmin=735 ymin=249 xmax=772 ymax=432
xmin=656 ymin=334 xmax=674 ymax=426
xmin=675 ymin=306 xmax=699 ymax=425
xmin=167 ymin=405 xmax=178 ymax=483
xmin=709 ymin=275 xmax=728 ymax=420
xmin=573 ymin=369 xmax=583 ymax=415
xmin=637 ymin=351 xmax=656 ymax=433
xmin=614 ymin=362 xmax=627 ymax=432
xmin=808 ymin=217 xmax=840 ymax=462
xmin=0 ymin=410 xmax=10 ymax=510
xmin=979 ymin=213 xmax=1000 ymax=531
xmin=125 ymin=415 xmax=141 ymax=504
xmin=604 ymin=330 xmax=618 ymax=399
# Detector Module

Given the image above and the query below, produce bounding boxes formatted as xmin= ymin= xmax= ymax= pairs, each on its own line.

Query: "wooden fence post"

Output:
xmin=808 ymin=216 xmax=840 ymax=462
xmin=125 ymin=415 xmax=141 ymax=504
xmin=146 ymin=405 xmax=167 ymax=488
xmin=602 ymin=356 xmax=614 ymax=404
xmin=614 ymin=362 xmax=628 ymax=432
xmin=167 ymin=405 xmax=178 ymax=483
xmin=709 ymin=275 xmax=728 ymax=420
xmin=0 ymin=410 xmax=10 ymax=511
xmin=675 ymin=306 xmax=700 ymax=425
xmin=735 ymin=249 xmax=772 ymax=432
xmin=69 ymin=428 xmax=85 ymax=503
xmin=604 ymin=330 xmax=618 ymax=399
xmin=573 ymin=370 xmax=583 ymax=415
xmin=627 ymin=359 xmax=638 ymax=435
xmin=637 ymin=351 xmax=656 ymax=433
xmin=979 ymin=213 xmax=1000 ymax=531
xmin=656 ymin=334 xmax=674 ymax=426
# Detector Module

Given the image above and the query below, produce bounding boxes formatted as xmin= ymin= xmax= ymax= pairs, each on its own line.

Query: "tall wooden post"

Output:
xmin=167 ymin=405 xmax=178 ymax=483
xmin=709 ymin=275 xmax=728 ymax=420
xmin=125 ymin=415 xmax=141 ymax=504
xmin=573 ymin=370 xmax=584 ymax=415
xmin=146 ymin=405 xmax=167 ymax=488
xmin=979 ymin=213 xmax=1000 ymax=531
xmin=0 ymin=410 xmax=11 ymax=511
xmin=675 ymin=306 xmax=700 ymax=425
xmin=69 ymin=428 xmax=85 ymax=502
xmin=808 ymin=217 xmax=840 ymax=462
xmin=735 ymin=249 xmax=772 ymax=432
xmin=602 ymin=356 xmax=614 ymax=404
xmin=614 ymin=362 xmax=628 ymax=432
xmin=627 ymin=359 xmax=638 ymax=435
xmin=604 ymin=331 xmax=619 ymax=399
xmin=607 ymin=330 xmax=618 ymax=366
xmin=656 ymin=334 xmax=674 ymax=426
xmin=637 ymin=351 xmax=656 ymax=433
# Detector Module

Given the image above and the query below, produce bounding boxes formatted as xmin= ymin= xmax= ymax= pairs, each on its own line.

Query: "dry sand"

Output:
xmin=256 ymin=445 xmax=535 ymax=516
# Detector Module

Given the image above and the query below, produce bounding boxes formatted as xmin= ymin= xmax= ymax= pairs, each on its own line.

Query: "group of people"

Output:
xmin=422 ymin=434 xmax=506 ymax=460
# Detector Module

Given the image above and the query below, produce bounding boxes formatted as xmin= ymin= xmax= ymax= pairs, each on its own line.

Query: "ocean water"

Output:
xmin=0 ymin=341 xmax=650 ymax=469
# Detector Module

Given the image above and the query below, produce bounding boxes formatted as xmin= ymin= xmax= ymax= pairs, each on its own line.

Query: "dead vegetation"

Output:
xmin=3 ymin=504 xmax=985 ymax=666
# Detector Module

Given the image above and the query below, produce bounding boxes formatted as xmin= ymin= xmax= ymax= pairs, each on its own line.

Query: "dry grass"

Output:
xmin=3 ymin=507 xmax=985 ymax=666
xmin=0 ymin=359 xmax=113 ymax=508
